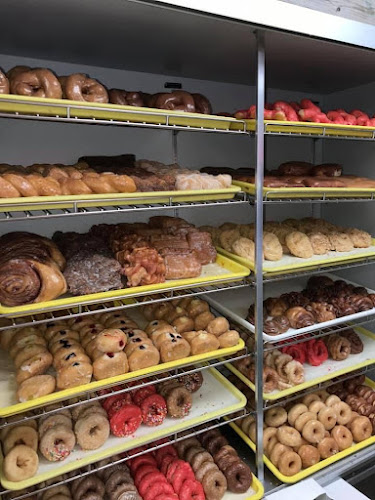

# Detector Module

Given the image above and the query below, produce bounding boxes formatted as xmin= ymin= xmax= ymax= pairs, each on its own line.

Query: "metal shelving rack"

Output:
xmin=0 ymin=1 xmax=375 ymax=498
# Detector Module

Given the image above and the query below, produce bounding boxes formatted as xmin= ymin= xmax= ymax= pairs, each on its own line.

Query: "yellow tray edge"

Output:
xmin=0 ymin=368 xmax=247 ymax=490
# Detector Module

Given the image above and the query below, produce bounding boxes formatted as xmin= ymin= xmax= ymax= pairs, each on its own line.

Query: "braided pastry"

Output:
xmin=331 ymin=297 xmax=356 ymax=317
xmin=325 ymin=334 xmax=351 ymax=360
xmin=285 ymin=306 xmax=315 ymax=329
xmin=340 ymin=329 xmax=363 ymax=354
xmin=306 ymin=302 xmax=336 ymax=322
xmin=350 ymin=294 xmax=374 ymax=312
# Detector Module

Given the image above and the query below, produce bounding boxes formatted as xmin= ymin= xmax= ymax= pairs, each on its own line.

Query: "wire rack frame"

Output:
xmin=0 ymin=279 xmax=251 ymax=329
xmin=247 ymin=193 xmax=375 ymax=204
xmin=0 ymin=409 xmax=252 ymax=500
xmin=0 ymin=196 xmax=248 ymax=223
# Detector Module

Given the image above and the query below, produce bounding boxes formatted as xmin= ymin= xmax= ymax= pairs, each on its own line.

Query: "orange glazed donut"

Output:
xmin=60 ymin=73 xmax=108 ymax=103
xmin=10 ymin=69 xmax=62 ymax=99
xmin=278 ymin=450 xmax=302 ymax=476
xmin=298 ymin=444 xmax=320 ymax=468
xmin=331 ymin=425 xmax=353 ymax=450
xmin=317 ymin=437 xmax=339 ymax=459
xmin=318 ymin=406 xmax=337 ymax=430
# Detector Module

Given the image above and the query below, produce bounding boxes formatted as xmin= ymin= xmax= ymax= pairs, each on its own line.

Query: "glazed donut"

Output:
xmin=16 ymin=374 xmax=56 ymax=402
xmin=294 ymin=412 xmax=316 ymax=432
xmin=3 ymin=445 xmax=39 ymax=482
xmin=315 ymin=389 xmax=330 ymax=402
xmin=270 ymin=443 xmax=291 ymax=466
xmin=109 ymin=89 xmax=144 ymax=107
xmin=165 ymin=386 xmax=192 ymax=418
xmin=332 ymin=402 xmax=352 ymax=425
xmin=309 ymin=401 xmax=326 ymax=414
xmin=318 ymin=437 xmax=339 ymax=459
xmin=3 ymin=425 xmax=38 ymax=454
xmin=288 ymin=404 xmax=308 ymax=426
xmin=302 ymin=420 xmax=325 ymax=444
xmin=350 ymin=416 xmax=373 ymax=442
xmin=331 ymin=425 xmax=353 ymax=450
xmin=285 ymin=360 xmax=304 ymax=385
xmin=263 ymin=366 xmax=279 ymax=393
xmin=0 ymin=69 xmax=9 ymax=94
xmin=278 ymin=450 xmax=302 ymax=476
xmin=298 ymin=444 xmax=320 ymax=468
xmin=302 ymin=394 xmax=321 ymax=407
xmin=277 ymin=426 xmax=302 ymax=447
xmin=39 ymin=424 xmax=76 ymax=461
xmin=7 ymin=65 xmax=31 ymax=80
xmin=225 ymin=461 xmax=252 ymax=493
xmin=192 ymin=93 xmax=212 ymax=114
xmin=241 ymin=415 xmax=256 ymax=435
xmin=95 ymin=328 xmax=127 ymax=352
xmin=10 ymin=68 xmax=62 ymax=99
xmin=155 ymin=91 xmax=195 ymax=112
xmin=60 ymin=73 xmax=108 ymax=103
xmin=263 ymin=427 xmax=278 ymax=451
xmin=265 ymin=407 xmax=287 ymax=427
xmin=318 ymin=406 xmax=337 ymax=430
xmin=325 ymin=395 xmax=341 ymax=407
xmin=275 ymin=354 xmax=293 ymax=380
xmin=207 ymin=317 xmax=230 ymax=336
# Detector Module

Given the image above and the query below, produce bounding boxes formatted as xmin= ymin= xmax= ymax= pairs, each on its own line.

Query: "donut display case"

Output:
xmin=0 ymin=1 xmax=375 ymax=499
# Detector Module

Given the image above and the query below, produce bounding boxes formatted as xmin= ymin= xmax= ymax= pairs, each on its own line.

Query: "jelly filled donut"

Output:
xmin=155 ymin=91 xmax=195 ymax=112
xmin=60 ymin=73 xmax=108 ymax=103
xmin=95 ymin=328 xmax=127 ymax=353
xmin=10 ymin=68 xmax=62 ymax=99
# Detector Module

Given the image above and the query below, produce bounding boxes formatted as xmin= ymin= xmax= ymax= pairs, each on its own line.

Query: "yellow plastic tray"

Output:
xmin=0 ymin=254 xmax=249 ymax=317
xmin=0 ymin=338 xmax=244 ymax=418
xmin=226 ymin=327 xmax=375 ymax=401
xmin=233 ymin=180 xmax=375 ymax=200
xmin=0 ymin=94 xmax=237 ymax=130
xmin=245 ymin=475 xmax=264 ymax=500
xmin=0 ymin=187 xmax=241 ymax=212
xmin=0 ymin=368 xmax=246 ymax=490
xmin=230 ymin=118 xmax=375 ymax=138
xmin=230 ymin=378 xmax=375 ymax=484
xmin=217 ymin=241 xmax=375 ymax=275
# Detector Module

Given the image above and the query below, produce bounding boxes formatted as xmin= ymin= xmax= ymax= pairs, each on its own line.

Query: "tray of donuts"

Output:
xmin=208 ymin=218 xmax=375 ymax=275
xmin=0 ymin=368 xmax=247 ymax=490
xmin=226 ymin=326 xmax=375 ymax=400
xmin=3 ymin=435 xmax=264 ymax=500
xmin=204 ymin=273 xmax=375 ymax=342
xmin=229 ymin=376 xmax=375 ymax=484
xmin=0 ymin=301 xmax=245 ymax=417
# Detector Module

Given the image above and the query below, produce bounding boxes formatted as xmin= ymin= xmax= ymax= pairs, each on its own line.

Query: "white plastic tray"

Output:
xmin=0 ymin=369 xmax=246 ymax=490
xmin=204 ymin=273 xmax=375 ymax=342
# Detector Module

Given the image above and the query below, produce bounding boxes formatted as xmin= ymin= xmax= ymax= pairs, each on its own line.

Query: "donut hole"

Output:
xmin=89 ymin=426 xmax=99 ymax=436
xmin=54 ymin=439 xmax=64 ymax=446
xmin=16 ymin=456 xmax=28 ymax=468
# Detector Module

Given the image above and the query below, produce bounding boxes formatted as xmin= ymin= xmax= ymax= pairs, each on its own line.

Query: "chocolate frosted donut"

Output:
xmin=60 ymin=73 xmax=108 ymax=103
xmin=177 ymin=372 xmax=203 ymax=393
xmin=225 ymin=461 xmax=253 ymax=493
xmin=109 ymin=89 xmax=144 ymax=107
xmin=206 ymin=435 xmax=228 ymax=456
xmin=155 ymin=90 xmax=195 ymax=112
xmin=10 ymin=68 xmax=62 ymax=99
xmin=0 ymin=70 xmax=9 ymax=94
xmin=311 ymin=163 xmax=342 ymax=177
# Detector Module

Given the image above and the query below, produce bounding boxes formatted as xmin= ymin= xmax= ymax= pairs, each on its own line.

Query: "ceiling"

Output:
xmin=0 ymin=0 xmax=374 ymax=93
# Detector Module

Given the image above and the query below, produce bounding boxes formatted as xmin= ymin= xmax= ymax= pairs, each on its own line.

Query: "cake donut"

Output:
xmin=39 ymin=424 xmax=76 ymax=461
xmin=75 ymin=413 xmax=110 ymax=450
xmin=3 ymin=445 xmax=39 ymax=481
xmin=3 ymin=425 xmax=38 ymax=454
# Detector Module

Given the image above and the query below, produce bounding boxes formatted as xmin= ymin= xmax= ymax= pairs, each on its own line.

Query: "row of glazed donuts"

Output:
xmin=0 ymin=65 xmax=212 ymax=113
xmin=237 ymin=386 xmax=373 ymax=477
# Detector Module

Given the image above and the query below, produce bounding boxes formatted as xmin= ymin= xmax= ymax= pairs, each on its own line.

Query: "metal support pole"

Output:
xmin=172 ymin=130 xmax=178 ymax=164
xmin=254 ymin=29 xmax=265 ymax=483
xmin=312 ymin=138 xmax=323 ymax=218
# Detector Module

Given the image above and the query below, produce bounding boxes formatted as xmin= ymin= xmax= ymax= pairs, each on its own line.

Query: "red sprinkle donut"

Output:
xmin=141 ymin=394 xmax=167 ymax=426
xmin=107 ymin=395 xmax=134 ymax=419
xmin=110 ymin=404 xmax=142 ymax=437
xmin=155 ymin=91 xmax=195 ymax=112
xmin=133 ymin=385 xmax=156 ymax=406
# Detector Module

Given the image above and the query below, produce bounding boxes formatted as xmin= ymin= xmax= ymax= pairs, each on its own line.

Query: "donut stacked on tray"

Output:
xmin=203 ymin=217 xmax=372 ymax=263
xmin=236 ymin=386 xmax=373 ymax=477
xmin=1 ymin=65 xmax=213 ymax=115
xmin=246 ymin=275 xmax=375 ymax=336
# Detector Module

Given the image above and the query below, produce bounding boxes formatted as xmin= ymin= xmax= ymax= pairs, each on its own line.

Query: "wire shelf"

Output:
xmin=0 ymin=196 xmax=248 ymax=223
xmin=0 ymin=279 xmax=251 ymax=329
xmin=248 ymin=193 xmax=375 ymax=205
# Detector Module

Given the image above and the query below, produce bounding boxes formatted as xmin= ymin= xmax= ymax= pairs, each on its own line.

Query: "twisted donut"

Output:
xmin=155 ymin=91 xmax=195 ymax=112
xmin=109 ymin=89 xmax=144 ymax=107
xmin=60 ymin=73 xmax=108 ymax=103
xmin=0 ymin=69 xmax=9 ymax=94
xmin=10 ymin=69 xmax=62 ymax=99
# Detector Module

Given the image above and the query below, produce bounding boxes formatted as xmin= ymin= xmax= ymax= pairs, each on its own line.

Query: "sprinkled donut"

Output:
xmin=39 ymin=424 xmax=76 ymax=461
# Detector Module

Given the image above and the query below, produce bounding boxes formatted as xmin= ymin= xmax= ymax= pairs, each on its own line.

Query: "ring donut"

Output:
xmin=317 ymin=437 xmax=339 ymax=459
xmin=265 ymin=407 xmax=287 ymax=427
xmin=3 ymin=425 xmax=38 ymax=454
xmin=155 ymin=91 xmax=195 ymax=112
xmin=60 ymin=73 xmax=108 ymax=103
xmin=298 ymin=444 xmax=320 ymax=468
xmin=270 ymin=443 xmax=291 ymax=467
xmin=39 ymin=424 xmax=76 ymax=461
xmin=317 ymin=406 xmax=337 ymax=430
xmin=9 ymin=68 xmax=62 ymax=99
xmin=277 ymin=426 xmax=302 ymax=447
xmin=192 ymin=93 xmax=212 ymax=114
xmin=302 ymin=420 xmax=325 ymax=444
xmin=109 ymin=89 xmax=144 ymax=107
xmin=331 ymin=425 xmax=353 ymax=450
xmin=278 ymin=450 xmax=302 ymax=476
xmin=288 ymin=404 xmax=308 ymax=426
xmin=75 ymin=413 xmax=110 ymax=450
xmin=3 ymin=445 xmax=39 ymax=482
xmin=332 ymin=402 xmax=352 ymax=425
xmin=0 ymin=70 xmax=9 ymax=94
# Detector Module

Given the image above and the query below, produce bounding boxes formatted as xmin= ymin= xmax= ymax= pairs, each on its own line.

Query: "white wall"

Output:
xmin=0 ymin=53 xmax=320 ymax=235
